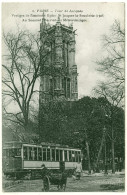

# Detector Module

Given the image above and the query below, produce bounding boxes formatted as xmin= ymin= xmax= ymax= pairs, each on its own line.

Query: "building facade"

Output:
xmin=39 ymin=15 xmax=78 ymax=103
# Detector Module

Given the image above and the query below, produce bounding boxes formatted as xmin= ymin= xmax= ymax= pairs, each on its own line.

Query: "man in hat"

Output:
xmin=41 ymin=164 xmax=50 ymax=191
xmin=41 ymin=164 xmax=50 ymax=179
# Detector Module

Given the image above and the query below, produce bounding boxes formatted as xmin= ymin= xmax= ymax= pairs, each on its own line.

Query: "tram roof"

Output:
xmin=3 ymin=141 xmax=81 ymax=150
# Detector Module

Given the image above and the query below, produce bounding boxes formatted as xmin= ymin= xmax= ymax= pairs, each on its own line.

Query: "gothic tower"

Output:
xmin=39 ymin=15 xmax=78 ymax=104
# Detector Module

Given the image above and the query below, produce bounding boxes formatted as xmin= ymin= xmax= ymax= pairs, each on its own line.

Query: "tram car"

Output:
xmin=3 ymin=141 xmax=82 ymax=179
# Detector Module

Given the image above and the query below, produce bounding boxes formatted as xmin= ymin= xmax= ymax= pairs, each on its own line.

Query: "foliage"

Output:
xmin=39 ymin=96 xmax=124 ymax=170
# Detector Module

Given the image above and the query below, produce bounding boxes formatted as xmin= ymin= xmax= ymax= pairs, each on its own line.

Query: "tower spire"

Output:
xmin=57 ymin=14 xmax=61 ymax=24
xmin=42 ymin=10 xmax=45 ymax=19
xmin=41 ymin=11 xmax=46 ymax=31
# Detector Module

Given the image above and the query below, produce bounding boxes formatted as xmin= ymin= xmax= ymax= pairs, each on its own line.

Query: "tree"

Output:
xmin=94 ymin=20 xmax=125 ymax=173
xmin=96 ymin=20 xmax=125 ymax=94
xmin=2 ymin=29 xmax=50 ymax=132
xmin=66 ymin=97 xmax=99 ymax=174
xmin=38 ymin=94 xmax=124 ymax=173
xmin=94 ymin=85 xmax=124 ymax=173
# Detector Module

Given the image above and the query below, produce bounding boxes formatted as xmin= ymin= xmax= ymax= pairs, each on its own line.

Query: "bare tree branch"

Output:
xmin=2 ymin=30 xmax=49 ymax=130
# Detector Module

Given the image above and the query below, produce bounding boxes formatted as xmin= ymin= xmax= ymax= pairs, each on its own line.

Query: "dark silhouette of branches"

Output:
xmin=96 ymin=20 xmax=125 ymax=94
xmin=2 ymin=30 xmax=50 ymax=130
xmin=94 ymin=20 xmax=125 ymax=174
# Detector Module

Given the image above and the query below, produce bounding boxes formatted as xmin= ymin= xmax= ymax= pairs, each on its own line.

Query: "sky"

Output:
xmin=2 ymin=2 xmax=125 ymax=99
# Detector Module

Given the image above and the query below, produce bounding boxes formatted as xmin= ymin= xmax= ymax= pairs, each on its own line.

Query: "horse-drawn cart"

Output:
xmin=42 ymin=172 xmax=67 ymax=192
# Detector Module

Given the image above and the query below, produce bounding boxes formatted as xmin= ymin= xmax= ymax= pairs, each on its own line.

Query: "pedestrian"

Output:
xmin=41 ymin=164 xmax=50 ymax=191
xmin=75 ymin=161 xmax=82 ymax=180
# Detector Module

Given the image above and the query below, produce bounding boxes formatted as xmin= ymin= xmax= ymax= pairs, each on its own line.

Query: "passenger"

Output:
xmin=75 ymin=161 xmax=82 ymax=180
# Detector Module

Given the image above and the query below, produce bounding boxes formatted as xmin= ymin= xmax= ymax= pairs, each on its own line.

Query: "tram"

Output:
xmin=3 ymin=141 xmax=82 ymax=179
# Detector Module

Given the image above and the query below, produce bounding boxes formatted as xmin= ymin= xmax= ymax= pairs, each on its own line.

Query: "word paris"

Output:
xmin=36 ymin=9 xmax=83 ymax=13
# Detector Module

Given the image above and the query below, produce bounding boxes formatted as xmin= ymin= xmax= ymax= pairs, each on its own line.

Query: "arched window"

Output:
xmin=64 ymin=42 xmax=68 ymax=67
xmin=54 ymin=77 xmax=60 ymax=89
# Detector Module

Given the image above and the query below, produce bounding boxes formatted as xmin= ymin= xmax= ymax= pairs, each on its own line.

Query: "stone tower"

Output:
xmin=39 ymin=15 xmax=78 ymax=103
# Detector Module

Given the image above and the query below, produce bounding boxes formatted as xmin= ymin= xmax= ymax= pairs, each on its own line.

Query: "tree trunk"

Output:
xmin=24 ymin=115 xmax=29 ymax=131
xmin=84 ymin=130 xmax=91 ymax=174
xmin=112 ymin=140 xmax=115 ymax=173
xmin=85 ymin=140 xmax=91 ymax=174
xmin=112 ymin=139 xmax=115 ymax=173
xmin=95 ymin=128 xmax=106 ymax=172
xmin=111 ymin=111 xmax=115 ymax=174
xmin=104 ymin=141 xmax=108 ymax=174
xmin=22 ymin=105 xmax=29 ymax=131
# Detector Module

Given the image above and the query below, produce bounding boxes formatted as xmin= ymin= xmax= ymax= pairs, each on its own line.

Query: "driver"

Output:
xmin=41 ymin=164 xmax=50 ymax=179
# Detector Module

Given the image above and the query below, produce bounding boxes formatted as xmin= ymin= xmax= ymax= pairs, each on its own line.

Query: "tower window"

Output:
xmin=67 ymin=78 xmax=70 ymax=98
xmin=50 ymin=78 xmax=53 ymax=92
xmin=64 ymin=42 xmax=68 ymax=67
xmin=62 ymin=79 xmax=64 ymax=89
xmin=54 ymin=77 xmax=60 ymax=89
xmin=54 ymin=78 xmax=57 ymax=89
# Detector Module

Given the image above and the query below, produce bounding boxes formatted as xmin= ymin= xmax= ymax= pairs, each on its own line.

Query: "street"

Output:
xmin=3 ymin=173 xmax=124 ymax=192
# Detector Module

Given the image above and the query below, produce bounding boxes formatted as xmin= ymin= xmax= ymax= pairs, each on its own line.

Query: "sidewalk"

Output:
xmin=82 ymin=170 xmax=125 ymax=177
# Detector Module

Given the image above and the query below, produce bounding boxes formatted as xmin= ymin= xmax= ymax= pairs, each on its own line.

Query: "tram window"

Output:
xmin=33 ymin=148 xmax=37 ymax=160
xmin=12 ymin=148 xmax=21 ymax=157
xmin=23 ymin=147 xmax=28 ymax=160
xmin=47 ymin=149 xmax=50 ymax=161
xmin=60 ymin=150 xmax=63 ymax=161
xmin=52 ymin=149 xmax=55 ymax=161
xmin=75 ymin=151 xmax=78 ymax=162
xmin=69 ymin=151 xmax=72 ymax=162
xmin=9 ymin=149 xmax=15 ymax=157
xmin=3 ymin=148 xmax=21 ymax=157
xmin=16 ymin=148 xmax=21 ymax=156
xmin=56 ymin=149 xmax=59 ymax=161
xmin=64 ymin=150 xmax=68 ymax=161
xmin=38 ymin=148 xmax=42 ymax=161
xmin=43 ymin=148 xmax=46 ymax=161
xmin=72 ymin=151 xmax=75 ymax=162
xmin=12 ymin=149 xmax=15 ymax=157
xmin=5 ymin=149 xmax=10 ymax=157
xmin=29 ymin=147 xmax=32 ymax=160
xmin=78 ymin=152 xmax=81 ymax=162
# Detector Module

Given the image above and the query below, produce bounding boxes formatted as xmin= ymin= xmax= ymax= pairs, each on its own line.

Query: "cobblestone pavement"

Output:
xmin=3 ymin=174 xmax=125 ymax=192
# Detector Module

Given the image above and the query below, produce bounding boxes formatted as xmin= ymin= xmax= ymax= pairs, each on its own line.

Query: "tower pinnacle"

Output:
xmin=40 ymin=11 xmax=46 ymax=31
xmin=42 ymin=10 xmax=45 ymax=19
xmin=56 ymin=14 xmax=61 ymax=24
